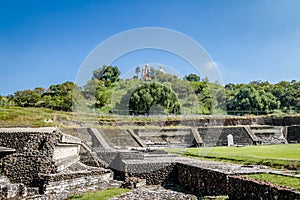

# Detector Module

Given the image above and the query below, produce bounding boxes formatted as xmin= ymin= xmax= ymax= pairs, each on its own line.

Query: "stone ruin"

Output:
xmin=0 ymin=123 xmax=299 ymax=199
xmin=0 ymin=127 xmax=113 ymax=199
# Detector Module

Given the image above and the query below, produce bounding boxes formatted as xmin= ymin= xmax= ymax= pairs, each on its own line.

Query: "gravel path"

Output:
xmin=109 ymin=185 xmax=197 ymax=200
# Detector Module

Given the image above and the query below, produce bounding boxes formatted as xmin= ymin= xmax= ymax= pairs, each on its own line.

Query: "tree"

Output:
xmin=227 ymin=86 xmax=280 ymax=115
xmin=0 ymin=96 xmax=3 ymax=106
xmin=155 ymin=71 xmax=173 ymax=82
xmin=95 ymin=80 xmax=113 ymax=107
xmin=83 ymin=78 xmax=99 ymax=99
xmin=259 ymin=90 xmax=281 ymax=113
xmin=271 ymin=81 xmax=300 ymax=112
xmin=135 ymin=66 xmax=140 ymax=79
xmin=13 ymin=89 xmax=42 ymax=107
xmin=129 ymin=83 xmax=180 ymax=115
xmin=93 ymin=65 xmax=120 ymax=86
xmin=184 ymin=73 xmax=200 ymax=82
xmin=41 ymin=81 xmax=77 ymax=111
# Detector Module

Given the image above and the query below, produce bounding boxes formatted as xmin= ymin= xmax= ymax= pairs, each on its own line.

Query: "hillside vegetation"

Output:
xmin=1 ymin=65 xmax=299 ymax=116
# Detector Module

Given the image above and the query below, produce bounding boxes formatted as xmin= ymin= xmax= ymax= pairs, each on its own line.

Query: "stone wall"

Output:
xmin=125 ymin=163 xmax=176 ymax=185
xmin=198 ymin=127 xmax=254 ymax=146
xmin=132 ymin=127 xmax=259 ymax=148
xmin=136 ymin=129 xmax=195 ymax=148
xmin=0 ymin=128 xmax=61 ymax=186
xmin=0 ymin=128 xmax=91 ymax=187
xmin=0 ymin=127 xmax=115 ymax=199
xmin=0 ymin=128 xmax=60 ymax=155
xmin=123 ymin=163 xmax=177 ymax=185
xmin=79 ymin=147 xmax=100 ymax=167
xmin=95 ymin=150 xmax=144 ymax=167
xmin=99 ymin=116 xmax=300 ymax=127
xmin=0 ymin=175 xmax=30 ymax=199
xmin=41 ymin=170 xmax=112 ymax=199
xmin=2 ymin=153 xmax=55 ymax=187
xmin=228 ymin=175 xmax=300 ymax=200
xmin=287 ymin=126 xmax=300 ymax=143
xmin=176 ymin=163 xmax=228 ymax=197
xmin=249 ymin=126 xmax=287 ymax=145
xmin=263 ymin=116 xmax=300 ymax=126
xmin=121 ymin=161 xmax=228 ymax=196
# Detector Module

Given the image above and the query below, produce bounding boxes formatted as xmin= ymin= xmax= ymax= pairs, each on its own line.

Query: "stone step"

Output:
xmin=250 ymin=126 xmax=281 ymax=130
xmin=98 ymin=129 xmax=141 ymax=148
xmin=251 ymin=129 xmax=282 ymax=134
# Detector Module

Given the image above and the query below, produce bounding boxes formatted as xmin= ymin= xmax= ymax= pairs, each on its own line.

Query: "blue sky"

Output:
xmin=0 ymin=0 xmax=300 ymax=95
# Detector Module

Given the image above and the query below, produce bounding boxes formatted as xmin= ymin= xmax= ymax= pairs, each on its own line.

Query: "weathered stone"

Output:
xmin=110 ymin=185 xmax=197 ymax=200
xmin=228 ymin=175 xmax=300 ymax=200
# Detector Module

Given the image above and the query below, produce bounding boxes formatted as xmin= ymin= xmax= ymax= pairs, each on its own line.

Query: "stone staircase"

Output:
xmin=89 ymin=128 xmax=112 ymax=149
xmin=137 ymin=129 xmax=195 ymax=148
xmin=95 ymin=128 xmax=141 ymax=149
xmin=249 ymin=126 xmax=287 ymax=145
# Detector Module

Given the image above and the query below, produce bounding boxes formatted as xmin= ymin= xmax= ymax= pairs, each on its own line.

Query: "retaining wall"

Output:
xmin=0 ymin=127 xmax=114 ymax=199
xmin=198 ymin=127 xmax=254 ymax=146
xmin=136 ymin=128 xmax=195 ymax=148
xmin=0 ymin=128 xmax=100 ymax=186
xmin=122 ymin=161 xmax=228 ymax=196
xmin=2 ymin=153 xmax=55 ymax=187
xmin=0 ymin=128 xmax=61 ymax=186
xmin=99 ymin=116 xmax=300 ymax=127
xmin=176 ymin=163 xmax=228 ymax=196
xmin=228 ymin=175 xmax=300 ymax=200
xmin=0 ymin=128 xmax=60 ymax=155
xmin=287 ymin=126 xmax=300 ymax=143
xmin=123 ymin=162 xmax=177 ymax=185
xmin=40 ymin=169 xmax=112 ymax=197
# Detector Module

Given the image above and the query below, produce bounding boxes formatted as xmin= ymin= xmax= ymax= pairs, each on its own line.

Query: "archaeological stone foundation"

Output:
xmin=0 ymin=116 xmax=300 ymax=199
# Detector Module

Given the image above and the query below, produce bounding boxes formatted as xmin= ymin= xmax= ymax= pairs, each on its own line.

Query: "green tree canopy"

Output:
xmin=93 ymin=65 xmax=120 ymax=86
xmin=227 ymin=86 xmax=280 ymax=114
xmin=42 ymin=81 xmax=77 ymax=111
xmin=184 ymin=73 xmax=200 ymax=82
xmin=13 ymin=89 xmax=42 ymax=107
xmin=95 ymin=80 xmax=113 ymax=107
xmin=129 ymin=82 xmax=180 ymax=115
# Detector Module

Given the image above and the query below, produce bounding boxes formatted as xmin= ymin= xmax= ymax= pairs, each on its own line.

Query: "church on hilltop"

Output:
xmin=141 ymin=63 xmax=151 ymax=81
xmin=141 ymin=63 xmax=165 ymax=81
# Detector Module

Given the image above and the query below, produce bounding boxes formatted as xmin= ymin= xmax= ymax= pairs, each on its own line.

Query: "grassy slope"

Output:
xmin=0 ymin=106 xmax=101 ymax=128
xmin=0 ymin=106 xmax=60 ymax=127
xmin=0 ymin=106 xmax=258 ymax=128
xmin=247 ymin=174 xmax=300 ymax=190
xmin=68 ymin=188 xmax=130 ymax=200
xmin=166 ymin=144 xmax=300 ymax=170
xmin=1 ymin=106 xmax=300 ymax=128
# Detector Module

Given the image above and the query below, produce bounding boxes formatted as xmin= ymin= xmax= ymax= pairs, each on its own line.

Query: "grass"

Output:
xmin=247 ymin=173 xmax=300 ymax=190
xmin=68 ymin=188 xmax=130 ymax=200
xmin=166 ymin=144 xmax=300 ymax=170
xmin=1 ymin=106 xmax=300 ymax=129
xmin=0 ymin=106 xmax=101 ymax=128
xmin=0 ymin=106 xmax=60 ymax=127
xmin=0 ymin=106 xmax=193 ymax=128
